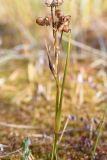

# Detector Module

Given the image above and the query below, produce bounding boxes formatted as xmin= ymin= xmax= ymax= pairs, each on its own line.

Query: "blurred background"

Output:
xmin=0 ymin=0 xmax=107 ymax=130
xmin=0 ymin=0 xmax=107 ymax=48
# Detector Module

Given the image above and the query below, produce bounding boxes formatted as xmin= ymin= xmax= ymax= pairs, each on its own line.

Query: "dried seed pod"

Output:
xmin=58 ymin=23 xmax=70 ymax=33
xmin=59 ymin=15 xmax=71 ymax=23
xmin=62 ymin=25 xmax=71 ymax=33
xmin=45 ymin=0 xmax=63 ymax=7
xmin=64 ymin=15 xmax=71 ymax=22
xmin=36 ymin=16 xmax=52 ymax=26
xmin=44 ymin=16 xmax=52 ymax=26
xmin=57 ymin=20 xmax=68 ymax=31
xmin=55 ymin=9 xmax=63 ymax=18
xmin=58 ymin=23 xmax=64 ymax=32
xmin=36 ymin=17 xmax=45 ymax=26
xmin=57 ymin=15 xmax=71 ymax=32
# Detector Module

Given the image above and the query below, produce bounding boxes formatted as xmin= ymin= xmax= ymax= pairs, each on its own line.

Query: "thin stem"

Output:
xmin=45 ymin=41 xmax=56 ymax=79
xmin=56 ymin=32 xmax=71 ymax=131
xmin=51 ymin=6 xmax=60 ymax=159
xmin=51 ymin=6 xmax=55 ymax=38
xmin=59 ymin=31 xmax=63 ymax=45
xmin=51 ymin=78 xmax=59 ymax=160
xmin=54 ymin=6 xmax=59 ymax=76
xmin=54 ymin=31 xmax=58 ymax=75
xmin=51 ymin=32 xmax=71 ymax=160
xmin=51 ymin=33 xmax=60 ymax=160
xmin=58 ymin=115 xmax=70 ymax=144
xmin=51 ymin=19 xmax=59 ymax=160
xmin=55 ymin=78 xmax=60 ymax=118
xmin=91 ymin=112 xmax=105 ymax=160
xmin=51 ymin=134 xmax=58 ymax=160
xmin=52 ymin=77 xmax=60 ymax=160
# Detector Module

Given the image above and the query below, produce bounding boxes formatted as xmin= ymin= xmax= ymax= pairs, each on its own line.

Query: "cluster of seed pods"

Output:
xmin=36 ymin=0 xmax=71 ymax=33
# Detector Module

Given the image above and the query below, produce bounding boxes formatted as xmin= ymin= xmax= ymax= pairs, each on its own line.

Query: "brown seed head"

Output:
xmin=59 ymin=15 xmax=71 ymax=23
xmin=64 ymin=15 xmax=71 ymax=22
xmin=36 ymin=16 xmax=52 ymax=26
xmin=57 ymin=15 xmax=71 ymax=32
xmin=62 ymin=25 xmax=71 ymax=33
xmin=55 ymin=9 xmax=63 ymax=18
xmin=36 ymin=17 xmax=45 ymax=26
xmin=45 ymin=0 xmax=63 ymax=7
xmin=44 ymin=16 xmax=52 ymax=26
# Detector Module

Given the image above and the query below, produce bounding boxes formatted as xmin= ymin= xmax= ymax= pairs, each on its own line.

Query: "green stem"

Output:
xmin=51 ymin=32 xmax=71 ymax=160
xmin=51 ymin=133 xmax=58 ymax=160
xmin=55 ymin=78 xmax=60 ymax=120
xmin=56 ymin=32 xmax=71 ymax=131
xmin=51 ymin=78 xmax=59 ymax=160
xmin=91 ymin=112 xmax=105 ymax=160
xmin=51 ymin=29 xmax=60 ymax=160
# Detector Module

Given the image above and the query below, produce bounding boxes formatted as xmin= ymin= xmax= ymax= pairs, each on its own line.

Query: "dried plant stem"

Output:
xmin=0 ymin=122 xmax=37 ymax=129
xmin=58 ymin=115 xmax=70 ymax=144
xmin=54 ymin=32 xmax=59 ymax=74
xmin=55 ymin=78 xmax=60 ymax=116
xmin=0 ymin=148 xmax=22 ymax=158
xmin=51 ymin=6 xmax=55 ymax=37
xmin=51 ymin=8 xmax=60 ymax=158
xmin=59 ymin=31 xmax=63 ymax=45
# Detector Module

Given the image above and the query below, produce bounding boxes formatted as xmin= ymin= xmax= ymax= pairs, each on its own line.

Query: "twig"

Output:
xmin=0 ymin=122 xmax=37 ymax=129
xmin=58 ymin=115 xmax=70 ymax=144
xmin=51 ymin=6 xmax=55 ymax=37
xmin=28 ymin=133 xmax=53 ymax=141
xmin=0 ymin=148 xmax=22 ymax=158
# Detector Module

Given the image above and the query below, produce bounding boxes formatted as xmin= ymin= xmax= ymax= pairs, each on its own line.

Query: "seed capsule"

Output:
xmin=58 ymin=23 xmax=64 ymax=32
xmin=36 ymin=16 xmax=52 ymax=26
xmin=57 ymin=15 xmax=71 ymax=32
xmin=58 ymin=23 xmax=70 ymax=33
xmin=63 ymin=15 xmax=71 ymax=22
xmin=44 ymin=16 xmax=52 ymax=26
xmin=59 ymin=15 xmax=71 ymax=23
xmin=45 ymin=0 xmax=63 ymax=7
xmin=36 ymin=17 xmax=45 ymax=26
xmin=55 ymin=9 xmax=63 ymax=18
xmin=62 ymin=25 xmax=71 ymax=33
